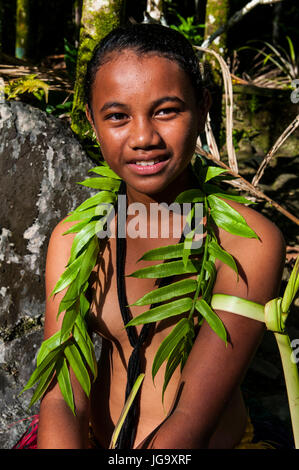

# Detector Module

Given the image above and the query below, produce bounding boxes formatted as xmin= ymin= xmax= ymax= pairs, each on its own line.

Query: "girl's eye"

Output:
xmin=106 ymin=112 xmax=128 ymax=121
xmin=156 ymin=107 xmax=180 ymax=117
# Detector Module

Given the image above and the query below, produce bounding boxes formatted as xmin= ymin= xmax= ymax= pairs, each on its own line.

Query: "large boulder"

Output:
xmin=0 ymin=101 xmax=95 ymax=448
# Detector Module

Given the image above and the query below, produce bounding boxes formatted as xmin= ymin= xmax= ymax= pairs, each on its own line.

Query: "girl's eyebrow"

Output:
xmin=100 ymin=96 xmax=185 ymax=113
xmin=100 ymin=101 xmax=127 ymax=112
xmin=152 ymin=96 xmax=185 ymax=107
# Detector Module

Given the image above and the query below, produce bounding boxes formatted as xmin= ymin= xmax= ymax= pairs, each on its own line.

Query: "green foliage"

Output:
xmin=22 ymin=157 xmax=257 ymax=414
xmin=220 ymin=128 xmax=254 ymax=152
xmin=262 ymin=36 xmax=298 ymax=81
xmin=71 ymin=0 xmax=125 ymax=140
xmin=5 ymin=74 xmax=49 ymax=103
xmin=169 ymin=13 xmax=204 ymax=45
xmin=21 ymin=161 xmax=121 ymax=415
xmin=125 ymin=161 xmax=256 ymax=400
xmin=64 ymin=38 xmax=78 ymax=83
xmin=45 ymin=97 xmax=73 ymax=118
xmin=210 ymin=258 xmax=299 ymax=448
xmin=109 ymin=373 xmax=145 ymax=449
xmin=249 ymin=95 xmax=260 ymax=114
xmin=239 ymin=36 xmax=298 ymax=87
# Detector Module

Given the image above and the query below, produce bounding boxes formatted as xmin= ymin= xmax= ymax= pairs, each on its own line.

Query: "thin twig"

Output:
xmin=196 ymin=143 xmax=299 ymax=226
xmin=205 ymin=113 xmax=221 ymax=160
xmin=195 ymin=46 xmax=238 ymax=173
xmin=251 ymin=115 xmax=299 ymax=187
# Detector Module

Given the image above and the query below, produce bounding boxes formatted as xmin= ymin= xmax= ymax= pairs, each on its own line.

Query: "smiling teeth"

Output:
xmin=136 ymin=160 xmax=158 ymax=166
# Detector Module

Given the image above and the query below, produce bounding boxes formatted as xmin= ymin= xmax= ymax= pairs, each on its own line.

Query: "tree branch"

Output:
xmin=251 ymin=115 xmax=299 ymax=187
xmin=201 ymin=0 xmax=283 ymax=49
xmin=195 ymin=144 xmax=299 ymax=226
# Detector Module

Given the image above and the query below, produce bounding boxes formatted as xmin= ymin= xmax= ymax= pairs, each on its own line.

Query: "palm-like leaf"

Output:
xmin=23 ymin=159 xmax=257 ymax=417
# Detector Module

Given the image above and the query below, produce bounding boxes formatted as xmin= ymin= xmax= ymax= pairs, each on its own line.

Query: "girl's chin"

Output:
xmin=121 ymin=163 xmax=192 ymax=199
xmin=125 ymin=177 xmax=187 ymax=202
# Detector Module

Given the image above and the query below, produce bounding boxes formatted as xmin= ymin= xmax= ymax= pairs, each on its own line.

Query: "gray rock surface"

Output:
xmin=0 ymin=101 xmax=95 ymax=448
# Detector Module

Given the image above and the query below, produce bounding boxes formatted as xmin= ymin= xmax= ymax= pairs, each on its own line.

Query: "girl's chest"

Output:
xmin=89 ymin=235 xmax=200 ymax=346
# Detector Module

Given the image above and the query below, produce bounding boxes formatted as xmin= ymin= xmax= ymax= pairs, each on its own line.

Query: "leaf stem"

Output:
xmin=109 ymin=374 xmax=145 ymax=449
xmin=189 ymin=197 xmax=210 ymax=321
xmin=274 ymin=333 xmax=299 ymax=448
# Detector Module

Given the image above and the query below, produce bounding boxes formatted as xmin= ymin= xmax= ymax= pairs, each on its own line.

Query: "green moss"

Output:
xmin=15 ymin=0 xmax=30 ymax=59
xmin=0 ymin=315 xmax=43 ymax=342
xmin=204 ymin=0 xmax=229 ymax=54
xmin=71 ymin=1 xmax=125 ymax=141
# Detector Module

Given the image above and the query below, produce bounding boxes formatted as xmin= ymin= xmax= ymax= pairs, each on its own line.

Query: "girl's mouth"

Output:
xmin=127 ymin=157 xmax=170 ymax=175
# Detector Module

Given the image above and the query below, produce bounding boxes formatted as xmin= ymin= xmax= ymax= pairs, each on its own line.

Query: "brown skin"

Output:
xmin=37 ymin=51 xmax=285 ymax=449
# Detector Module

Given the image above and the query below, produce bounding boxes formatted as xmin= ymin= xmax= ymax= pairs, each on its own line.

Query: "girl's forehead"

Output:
xmin=99 ymin=49 xmax=177 ymax=69
xmin=96 ymin=50 xmax=180 ymax=77
xmin=93 ymin=50 xmax=193 ymax=98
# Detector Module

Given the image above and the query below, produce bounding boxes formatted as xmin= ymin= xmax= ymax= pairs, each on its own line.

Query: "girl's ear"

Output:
xmin=86 ymin=105 xmax=99 ymax=140
xmin=85 ymin=104 xmax=94 ymax=127
xmin=197 ymin=89 xmax=212 ymax=134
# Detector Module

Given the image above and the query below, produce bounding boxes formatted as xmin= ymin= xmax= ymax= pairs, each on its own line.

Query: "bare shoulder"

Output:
xmin=47 ymin=217 xmax=77 ymax=256
xmin=45 ymin=217 xmax=79 ymax=299
xmin=219 ymin=199 xmax=286 ymax=256
xmin=214 ymin=199 xmax=286 ymax=304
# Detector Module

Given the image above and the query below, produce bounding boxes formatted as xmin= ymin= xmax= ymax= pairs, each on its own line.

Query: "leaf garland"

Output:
xmin=22 ymin=157 xmax=257 ymax=414
xmin=125 ymin=162 xmax=257 ymax=400
xmin=21 ymin=161 xmax=121 ymax=415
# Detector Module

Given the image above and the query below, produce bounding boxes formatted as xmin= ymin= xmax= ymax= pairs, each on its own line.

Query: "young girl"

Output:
xmin=36 ymin=24 xmax=285 ymax=449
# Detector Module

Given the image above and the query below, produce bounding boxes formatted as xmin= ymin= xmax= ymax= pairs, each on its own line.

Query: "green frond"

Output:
xmin=22 ymin=157 xmax=264 ymax=420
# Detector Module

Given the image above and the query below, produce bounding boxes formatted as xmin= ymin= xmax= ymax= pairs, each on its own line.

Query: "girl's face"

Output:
xmin=86 ymin=50 xmax=208 ymax=202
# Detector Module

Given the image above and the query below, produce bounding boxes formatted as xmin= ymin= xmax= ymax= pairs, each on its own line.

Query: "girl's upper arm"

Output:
xmin=38 ymin=219 xmax=92 ymax=448
xmin=41 ymin=219 xmax=90 ymax=408
xmin=43 ymin=219 xmax=76 ymax=339
xmin=149 ymin=211 xmax=286 ymax=448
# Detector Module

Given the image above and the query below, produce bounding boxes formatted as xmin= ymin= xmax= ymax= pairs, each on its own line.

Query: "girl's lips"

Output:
xmin=127 ymin=158 xmax=169 ymax=175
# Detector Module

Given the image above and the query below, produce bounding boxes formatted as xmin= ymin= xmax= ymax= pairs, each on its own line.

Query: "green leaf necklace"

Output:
xmin=115 ymin=179 xmax=188 ymax=448
xmin=22 ymin=156 xmax=299 ymax=449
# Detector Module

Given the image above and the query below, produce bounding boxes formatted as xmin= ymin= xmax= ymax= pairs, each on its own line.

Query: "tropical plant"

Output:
xmin=64 ymin=38 xmax=78 ymax=83
xmin=118 ymin=258 xmax=299 ymax=450
xmin=169 ymin=13 xmax=204 ymax=45
xmin=4 ymin=74 xmax=49 ymax=102
xmin=45 ymin=98 xmax=73 ymax=118
xmin=211 ymin=256 xmax=299 ymax=448
xmin=109 ymin=373 xmax=145 ymax=449
xmin=239 ymin=36 xmax=298 ymax=89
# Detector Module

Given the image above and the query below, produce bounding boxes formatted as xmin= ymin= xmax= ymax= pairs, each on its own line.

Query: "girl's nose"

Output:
xmin=128 ymin=117 xmax=162 ymax=149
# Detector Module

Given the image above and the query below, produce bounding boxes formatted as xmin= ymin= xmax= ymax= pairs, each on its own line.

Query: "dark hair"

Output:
xmin=84 ymin=23 xmax=204 ymax=112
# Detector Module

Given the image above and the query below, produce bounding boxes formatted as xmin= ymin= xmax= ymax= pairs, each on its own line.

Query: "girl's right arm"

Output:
xmin=37 ymin=221 xmax=91 ymax=449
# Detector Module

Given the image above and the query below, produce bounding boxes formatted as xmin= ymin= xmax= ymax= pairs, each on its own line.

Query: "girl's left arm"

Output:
xmin=138 ymin=209 xmax=286 ymax=449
